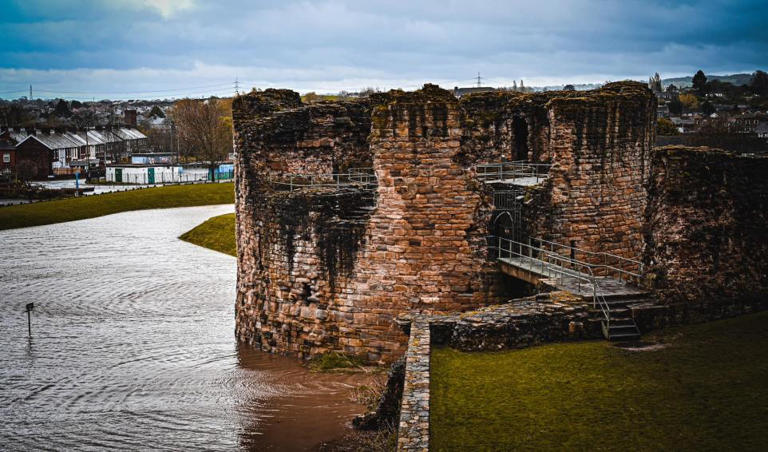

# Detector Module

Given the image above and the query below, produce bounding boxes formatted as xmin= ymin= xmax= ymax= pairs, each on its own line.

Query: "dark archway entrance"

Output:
xmin=493 ymin=211 xmax=517 ymax=241
xmin=512 ymin=116 xmax=529 ymax=161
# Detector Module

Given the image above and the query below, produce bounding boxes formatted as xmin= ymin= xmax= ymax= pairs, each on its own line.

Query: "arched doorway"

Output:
xmin=492 ymin=210 xmax=524 ymax=245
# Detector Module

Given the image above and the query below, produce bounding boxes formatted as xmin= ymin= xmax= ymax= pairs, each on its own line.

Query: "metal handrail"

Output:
xmin=476 ymin=161 xmax=551 ymax=182
xmin=272 ymin=169 xmax=378 ymax=191
xmin=533 ymin=237 xmax=643 ymax=283
xmin=488 ymin=235 xmax=642 ymax=285
xmin=487 ymin=235 xmax=611 ymax=327
xmin=493 ymin=190 xmax=524 ymax=210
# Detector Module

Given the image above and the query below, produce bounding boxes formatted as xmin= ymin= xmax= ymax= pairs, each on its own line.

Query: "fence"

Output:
xmin=476 ymin=161 xmax=551 ymax=183
xmin=492 ymin=189 xmax=524 ymax=211
xmin=487 ymin=235 xmax=643 ymax=286
xmin=109 ymin=170 xmax=234 ymax=185
xmin=487 ymin=235 xmax=615 ymax=327
xmin=272 ymin=168 xmax=377 ymax=191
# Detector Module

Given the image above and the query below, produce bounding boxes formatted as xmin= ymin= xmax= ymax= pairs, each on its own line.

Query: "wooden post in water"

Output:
xmin=25 ymin=302 xmax=34 ymax=337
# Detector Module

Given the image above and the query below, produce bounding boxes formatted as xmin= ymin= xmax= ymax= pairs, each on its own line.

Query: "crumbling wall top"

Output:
xmin=233 ymin=88 xmax=302 ymax=117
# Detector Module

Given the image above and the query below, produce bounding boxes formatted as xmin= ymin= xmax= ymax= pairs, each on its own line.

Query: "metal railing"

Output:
xmin=272 ymin=168 xmax=377 ymax=191
xmin=487 ymin=235 xmax=612 ymax=327
xmin=534 ymin=238 xmax=643 ymax=284
xmin=476 ymin=161 xmax=551 ymax=183
xmin=493 ymin=189 xmax=524 ymax=210
xmin=109 ymin=170 xmax=234 ymax=185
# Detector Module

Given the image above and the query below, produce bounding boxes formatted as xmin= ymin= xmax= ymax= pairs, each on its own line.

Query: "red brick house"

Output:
xmin=15 ymin=135 xmax=54 ymax=180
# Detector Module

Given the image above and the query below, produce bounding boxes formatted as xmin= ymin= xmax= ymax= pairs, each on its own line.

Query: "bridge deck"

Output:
xmin=498 ymin=256 xmax=646 ymax=298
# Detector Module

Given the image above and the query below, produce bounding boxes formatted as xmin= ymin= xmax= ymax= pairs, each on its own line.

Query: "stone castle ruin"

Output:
xmin=232 ymin=82 xmax=768 ymax=363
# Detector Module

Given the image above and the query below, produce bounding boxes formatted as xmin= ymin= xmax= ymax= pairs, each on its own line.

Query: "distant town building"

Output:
xmin=106 ymin=164 xmax=181 ymax=184
xmin=123 ymin=109 xmax=138 ymax=127
xmin=0 ymin=126 xmax=147 ymax=178
xmin=657 ymin=103 xmax=670 ymax=118
xmin=453 ymin=86 xmax=497 ymax=98
xmin=14 ymin=135 xmax=54 ymax=179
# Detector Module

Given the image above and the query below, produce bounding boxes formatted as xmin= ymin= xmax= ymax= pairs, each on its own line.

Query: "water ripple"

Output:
xmin=1 ymin=206 xmax=371 ymax=451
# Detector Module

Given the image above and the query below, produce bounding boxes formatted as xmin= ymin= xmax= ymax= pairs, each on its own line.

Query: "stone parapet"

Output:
xmin=397 ymin=319 xmax=431 ymax=452
xmin=429 ymin=292 xmax=600 ymax=351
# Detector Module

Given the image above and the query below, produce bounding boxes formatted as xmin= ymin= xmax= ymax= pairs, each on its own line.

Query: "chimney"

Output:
xmin=124 ymin=109 xmax=137 ymax=128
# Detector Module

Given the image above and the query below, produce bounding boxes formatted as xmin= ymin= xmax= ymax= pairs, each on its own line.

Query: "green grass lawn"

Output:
xmin=0 ymin=183 xmax=234 ymax=230
xmin=179 ymin=212 xmax=236 ymax=256
xmin=431 ymin=311 xmax=768 ymax=451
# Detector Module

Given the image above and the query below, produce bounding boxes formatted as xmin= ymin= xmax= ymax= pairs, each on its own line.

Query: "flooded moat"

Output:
xmin=0 ymin=205 xmax=370 ymax=451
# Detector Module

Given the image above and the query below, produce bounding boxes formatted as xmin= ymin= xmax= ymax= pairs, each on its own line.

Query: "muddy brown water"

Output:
xmin=0 ymin=205 xmax=371 ymax=451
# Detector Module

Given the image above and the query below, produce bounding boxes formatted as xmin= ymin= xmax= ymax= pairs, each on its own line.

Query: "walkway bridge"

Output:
xmin=271 ymin=167 xmax=377 ymax=192
xmin=477 ymin=161 xmax=647 ymax=341
xmin=476 ymin=161 xmax=551 ymax=187
xmin=488 ymin=236 xmax=647 ymax=340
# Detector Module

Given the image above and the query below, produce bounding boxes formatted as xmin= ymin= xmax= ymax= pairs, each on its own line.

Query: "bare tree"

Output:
xmin=170 ymin=98 xmax=233 ymax=181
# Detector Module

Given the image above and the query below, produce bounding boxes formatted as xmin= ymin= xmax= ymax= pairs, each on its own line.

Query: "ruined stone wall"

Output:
xmin=645 ymin=146 xmax=768 ymax=316
xmin=234 ymin=86 xmax=520 ymax=362
xmin=458 ymin=91 xmax=553 ymax=164
xmin=458 ymin=82 xmax=656 ymax=268
xmin=527 ymin=82 xmax=656 ymax=265
xmin=233 ymin=91 xmax=376 ymax=357
xmin=332 ymin=86 xmax=517 ymax=361
xmin=232 ymin=83 xmax=657 ymax=362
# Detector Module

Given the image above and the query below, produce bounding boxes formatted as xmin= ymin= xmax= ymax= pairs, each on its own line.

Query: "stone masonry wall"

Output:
xmin=645 ymin=146 xmax=768 ymax=317
xmin=530 ymin=82 xmax=656 ymax=265
xmin=330 ymin=85 xmax=517 ymax=361
xmin=457 ymin=82 xmax=656 ymax=270
xmin=396 ymin=319 xmax=430 ymax=452
xmin=232 ymin=83 xmax=657 ymax=363
xmin=428 ymin=291 xmax=600 ymax=351
xmin=234 ymin=187 xmax=375 ymax=357
xmin=233 ymin=91 xmax=376 ymax=358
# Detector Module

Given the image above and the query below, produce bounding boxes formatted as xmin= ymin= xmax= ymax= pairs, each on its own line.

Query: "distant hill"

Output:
xmin=662 ymin=73 xmax=754 ymax=88
xmin=528 ymin=72 xmax=758 ymax=92
xmin=538 ymin=83 xmax=603 ymax=91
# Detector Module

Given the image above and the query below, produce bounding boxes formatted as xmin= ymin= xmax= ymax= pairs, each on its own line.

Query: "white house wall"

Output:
xmin=106 ymin=166 xmax=182 ymax=184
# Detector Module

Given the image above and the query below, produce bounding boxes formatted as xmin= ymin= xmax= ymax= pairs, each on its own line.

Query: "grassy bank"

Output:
xmin=0 ymin=183 xmax=234 ymax=230
xmin=179 ymin=213 xmax=236 ymax=256
xmin=431 ymin=311 xmax=768 ymax=451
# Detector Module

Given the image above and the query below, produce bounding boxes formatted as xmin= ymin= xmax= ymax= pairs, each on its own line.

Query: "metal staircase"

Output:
xmin=478 ymin=160 xmax=646 ymax=341
xmin=596 ymin=291 xmax=643 ymax=341
xmin=488 ymin=235 xmax=645 ymax=341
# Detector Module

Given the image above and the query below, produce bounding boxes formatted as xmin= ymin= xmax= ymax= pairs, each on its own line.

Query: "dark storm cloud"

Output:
xmin=0 ymin=0 xmax=766 ymax=98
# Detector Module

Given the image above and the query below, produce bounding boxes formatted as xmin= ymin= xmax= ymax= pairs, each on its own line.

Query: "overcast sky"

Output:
xmin=1 ymin=0 xmax=766 ymax=100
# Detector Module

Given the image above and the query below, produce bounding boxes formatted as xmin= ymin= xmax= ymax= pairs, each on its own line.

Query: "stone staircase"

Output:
xmin=536 ymin=274 xmax=650 ymax=341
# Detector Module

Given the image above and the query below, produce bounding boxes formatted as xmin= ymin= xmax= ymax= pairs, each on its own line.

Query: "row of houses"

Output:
xmin=0 ymin=126 xmax=147 ymax=180
xmin=666 ymin=113 xmax=768 ymax=136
